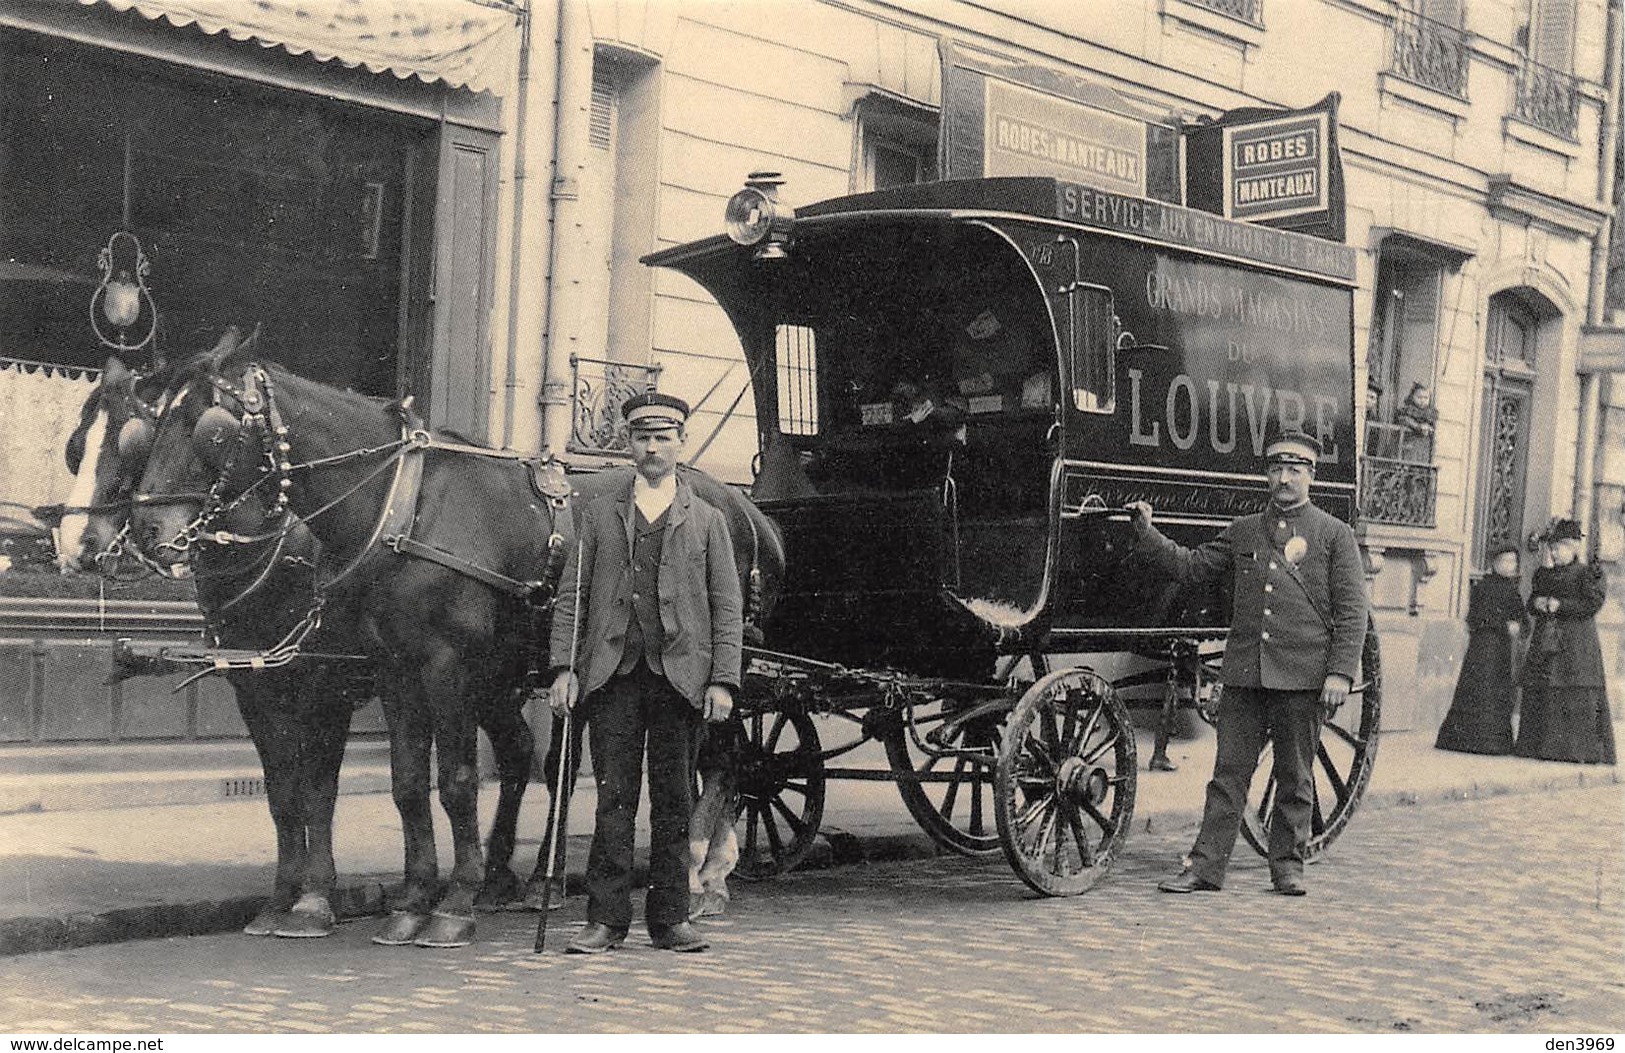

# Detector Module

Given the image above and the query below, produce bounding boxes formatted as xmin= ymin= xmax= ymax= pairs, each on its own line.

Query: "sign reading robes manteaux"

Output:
xmin=1184 ymin=92 xmax=1347 ymax=242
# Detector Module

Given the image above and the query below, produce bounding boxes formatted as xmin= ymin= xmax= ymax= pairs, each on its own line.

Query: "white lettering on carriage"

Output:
xmin=1128 ymin=368 xmax=1161 ymax=447
xmin=1126 ymin=372 xmax=1342 ymax=463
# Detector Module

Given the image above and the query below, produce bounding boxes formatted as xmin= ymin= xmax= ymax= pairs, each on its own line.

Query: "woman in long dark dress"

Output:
xmin=1516 ymin=520 xmax=1617 ymax=765
xmin=1436 ymin=545 xmax=1526 ymax=755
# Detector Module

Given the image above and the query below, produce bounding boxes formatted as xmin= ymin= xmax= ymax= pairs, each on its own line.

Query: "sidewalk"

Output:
xmin=1 ymin=719 xmax=1619 ymax=956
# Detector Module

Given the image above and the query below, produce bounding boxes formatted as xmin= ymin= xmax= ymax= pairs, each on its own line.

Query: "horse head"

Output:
xmin=58 ymin=355 xmax=172 ymax=570
xmin=675 ymin=465 xmax=785 ymax=641
xmin=129 ymin=326 xmax=276 ymax=568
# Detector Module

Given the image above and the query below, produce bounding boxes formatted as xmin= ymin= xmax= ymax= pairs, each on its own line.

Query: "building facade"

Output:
xmin=0 ymin=0 xmax=1620 ymax=744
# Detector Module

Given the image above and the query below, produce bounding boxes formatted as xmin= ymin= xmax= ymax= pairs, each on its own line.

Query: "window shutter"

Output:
xmin=1531 ymin=0 xmax=1576 ymax=69
xmin=589 ymin=66 xmax=616 ymax=150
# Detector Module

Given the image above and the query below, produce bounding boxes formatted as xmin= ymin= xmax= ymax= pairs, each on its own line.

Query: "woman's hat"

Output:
xmin=1547 ymin=518 xmax=1584 ymax=542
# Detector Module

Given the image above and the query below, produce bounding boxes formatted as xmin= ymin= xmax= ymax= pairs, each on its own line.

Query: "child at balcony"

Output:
xmin=1435 ymin=544 xmax=1526 ymax=755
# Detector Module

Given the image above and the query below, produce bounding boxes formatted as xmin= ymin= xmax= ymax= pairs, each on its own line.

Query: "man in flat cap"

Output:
xmin=1129 ymin=427 xmax=1367 ymax=896
xmin=550 ymin=391 xmax=743 ymax=953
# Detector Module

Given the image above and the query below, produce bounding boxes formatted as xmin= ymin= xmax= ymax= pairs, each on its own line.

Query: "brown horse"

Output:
xmin=128 ymin=330 xmax=781 ymax=948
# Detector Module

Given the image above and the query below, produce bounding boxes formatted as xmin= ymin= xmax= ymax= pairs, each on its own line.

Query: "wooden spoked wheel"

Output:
xmin=734 ymin=710 xmax=827 ymax=880
xmin=995 ymin=668 xmax=1137 ymax=897
xmin=883 ymin=696 xmax=1006 ymax=858
xmin=1240 ymin=620 xmax=1382 ymax=860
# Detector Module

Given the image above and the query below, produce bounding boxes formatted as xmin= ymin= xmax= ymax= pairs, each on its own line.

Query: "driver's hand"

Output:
xmin=550 ymin=670 xmax=578 ymax=715
xmin=1319 ymin=674 xmax=1351 ymax=717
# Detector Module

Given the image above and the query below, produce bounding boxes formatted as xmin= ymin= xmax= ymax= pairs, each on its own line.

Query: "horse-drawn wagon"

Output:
xmin=84 ymin=173 xmax=1377 ymax=944
xmin=647 ymin=174 xmax=1380 ymax=897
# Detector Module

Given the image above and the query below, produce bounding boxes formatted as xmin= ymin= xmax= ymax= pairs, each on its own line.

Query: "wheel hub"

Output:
xmin=1056 ymin=756 xmax=1109 ymax=807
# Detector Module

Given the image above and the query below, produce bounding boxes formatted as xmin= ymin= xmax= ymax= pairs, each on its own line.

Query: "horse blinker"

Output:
xmin=192 ymin=405 xmax=242 ymax=469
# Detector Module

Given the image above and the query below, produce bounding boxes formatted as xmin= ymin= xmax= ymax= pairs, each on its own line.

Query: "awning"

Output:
xmin=78 ymin=0 xmax=521 ymax=94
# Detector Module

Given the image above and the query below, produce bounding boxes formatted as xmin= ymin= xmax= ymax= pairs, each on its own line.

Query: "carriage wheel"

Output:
xmin=1240 ymin=619 xmax=1382 ymax=860
xmin=734 ymin=710 xmax=826 ymax=880
xmin=883 ymin=697 xmax=1006 ymax=858
xmin=995 ymin=668 xmax=1137 ymax=897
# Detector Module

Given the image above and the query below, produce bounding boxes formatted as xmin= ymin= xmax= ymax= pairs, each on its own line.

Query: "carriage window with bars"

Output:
xmin=776 ymin=324 xmax=819 ymax=436
xmin=1071 ymin=284 xmax=1116 ymax=414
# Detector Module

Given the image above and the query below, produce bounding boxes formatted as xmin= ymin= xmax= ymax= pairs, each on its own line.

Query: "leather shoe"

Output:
xmin=565 ymin=923 xmax=627 ymax=954
xmin=1157 ymin=869 xmax=1221 ymax=893
xmin=649 ymin=921 xmax=709 ymax=952
xmin=1271 ymin=874 xmax=1307 ymax=896
xmin=688 ymin=891 xmax=728 ymax=920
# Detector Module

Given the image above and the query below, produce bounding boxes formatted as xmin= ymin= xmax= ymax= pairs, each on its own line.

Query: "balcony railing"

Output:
xmin=1513 ymin=58 xmax=1579 ymax=140
xmin=569 ymin=355 xmax=662 ymax=456
xmin=1390 ymin=7 xmax=1470 ymax=99
xmin=1360 ymin=422 xmax=1437 ymax=527
xmin=1187 ymin=0 xmax=1261 ymax=24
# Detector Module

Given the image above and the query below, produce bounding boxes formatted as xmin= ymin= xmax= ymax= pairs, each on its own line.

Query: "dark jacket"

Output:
xmin=550 ymin=478 xmax=744 ymax=708
xmin=1523 ymin=560 xmax=1607 ymax=689
xmin=1136 ymin=500 xmax=1368 ymax=690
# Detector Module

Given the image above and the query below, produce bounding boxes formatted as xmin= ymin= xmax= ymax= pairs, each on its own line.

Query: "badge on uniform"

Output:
xmin=1283 ymin=535 xmax=1309 ymax=565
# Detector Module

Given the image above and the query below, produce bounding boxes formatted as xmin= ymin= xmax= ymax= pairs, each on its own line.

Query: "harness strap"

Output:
xmin=380 ymin=533 xmax=554 ymax=600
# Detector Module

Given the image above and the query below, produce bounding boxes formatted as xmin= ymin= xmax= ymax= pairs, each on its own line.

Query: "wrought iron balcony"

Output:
xmin=569 ymin=355 xmax=663 ymax=456
xmin=1360 ymin=421 xmax=1437 ymax=527
xmin=1513 ymin=58 xmax=1578 ymax=140
xmin=1389 ymin=7 xmax=1469 ymax=99
xmin=1186 ymin=0 xmax=1261 ymax=24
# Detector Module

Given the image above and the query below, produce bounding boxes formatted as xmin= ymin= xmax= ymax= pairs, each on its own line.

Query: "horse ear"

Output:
xmin=203 ymin=326 xmax=244 ymax=375
xmin=102 ymin=356 xmax=131 ymax=390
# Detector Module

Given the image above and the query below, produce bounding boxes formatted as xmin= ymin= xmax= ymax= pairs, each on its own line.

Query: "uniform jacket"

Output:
xmin=550 ymin=478 xmax=744 ymax=708
xmin=1136 ymin=500 xmax=1367 ymax=690
xmin=1523 ymin=560 xmax=1607 ymax=689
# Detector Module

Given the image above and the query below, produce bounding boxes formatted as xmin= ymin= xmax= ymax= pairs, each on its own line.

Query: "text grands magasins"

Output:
xmin=1127 ymin=268 xmax=1342 ymax=463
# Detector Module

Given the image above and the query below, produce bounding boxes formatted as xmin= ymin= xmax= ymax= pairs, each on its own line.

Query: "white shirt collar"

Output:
xmin=634 ymin=474 xmax=676 ymax=521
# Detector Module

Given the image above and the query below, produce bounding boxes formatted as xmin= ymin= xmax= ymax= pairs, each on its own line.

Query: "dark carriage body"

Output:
xmin=647 ymin=177 xmax=1359 ymax=675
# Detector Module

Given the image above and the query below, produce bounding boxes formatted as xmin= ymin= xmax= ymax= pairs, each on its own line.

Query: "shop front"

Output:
xmin=0 ymin=0 xmax=519 ymax=744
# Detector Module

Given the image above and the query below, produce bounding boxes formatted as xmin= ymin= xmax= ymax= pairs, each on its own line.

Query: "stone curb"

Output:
xmin=1 ymin=765 xmax=1616 ymax=957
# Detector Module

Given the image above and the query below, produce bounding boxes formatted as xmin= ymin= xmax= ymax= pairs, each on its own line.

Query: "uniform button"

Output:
xmin=1269 ymin=561 xmax=1278 ymax=570
xmin=631 ymin=592 xmax=640 ymax=601
xmin=1261 ymin=630 xmax=1271 ymax=640
xmin=1264 ymin=608 xmax=1272 ymax=617
xmin=1264 ymin=583 xmax=1274 ymax=592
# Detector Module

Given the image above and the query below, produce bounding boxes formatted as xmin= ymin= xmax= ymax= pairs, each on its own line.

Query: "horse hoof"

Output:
xmin=413 ymin=912 xmax=477 ymax=949
xmin=243 ymin=907 xmax=285 ymax=937
xmin=473 ymin=869 xmax=524 ymax=913
xmin=273 ymin=894 xmax=336 ymax=938
xmin=372 ymin=911 xmax=431 ymax=946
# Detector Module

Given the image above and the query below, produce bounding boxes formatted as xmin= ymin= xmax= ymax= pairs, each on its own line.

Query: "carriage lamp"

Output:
xmin=724 ymin=172 xmax=794 ymax=260
xmin=90 ymin=231 xmax=158 ymax=355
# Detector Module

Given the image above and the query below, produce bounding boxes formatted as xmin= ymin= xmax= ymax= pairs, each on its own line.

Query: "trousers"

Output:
xmin=584 ymin=664 xmax=700 ymax=930
xmin=1187 ymin=686 xmax=1322 ymax=886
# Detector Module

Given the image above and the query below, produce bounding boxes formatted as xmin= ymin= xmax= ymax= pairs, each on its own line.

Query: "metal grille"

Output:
xmin=569 ymin=356 xmax=662 ymax=455
xmin=1188 ymin=0 xmax=1261 ymax=24
xmin=1359 ymin=457 xmax=1438 ymax=526
xmin=1513 ymin=58 xmax=1578 ymax=139
xmin=776 ymin=325 xmax=819 ymax=435
xmin=1390 ymin=7 xmax=1470 ymax=98
xmin=222 ymin=777 xmax=265 ymax=799
xmin=1482 ymin=391 xmax=1527 ymax=550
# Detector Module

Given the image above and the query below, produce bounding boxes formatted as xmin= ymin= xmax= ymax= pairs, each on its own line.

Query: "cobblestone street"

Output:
xmin=3 ymin=782 xmax=1621 ymax=1034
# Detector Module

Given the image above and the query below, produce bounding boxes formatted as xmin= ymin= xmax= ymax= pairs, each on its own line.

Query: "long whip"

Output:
xmin=534 ymin=539 xmax=584 ymax=953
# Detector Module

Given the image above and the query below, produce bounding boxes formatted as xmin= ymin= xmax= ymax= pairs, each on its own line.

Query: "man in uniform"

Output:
xmin=550 ymin=392 xmax=743 ymax=952
xmin=1128 ymin=427 xmax=1367 ymax=896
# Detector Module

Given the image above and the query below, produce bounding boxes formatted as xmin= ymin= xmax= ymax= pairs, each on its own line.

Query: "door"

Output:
xmin=1472 ymin=297 xmax=1537 ymax=568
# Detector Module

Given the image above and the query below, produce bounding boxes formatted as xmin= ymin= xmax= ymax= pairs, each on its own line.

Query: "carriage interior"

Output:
xmin=748 ymin=221 xmax=1058 ymax=655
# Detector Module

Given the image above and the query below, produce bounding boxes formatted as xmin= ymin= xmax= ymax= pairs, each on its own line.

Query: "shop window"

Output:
xmin=856 ymin=94 xmax=939 ymax=192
